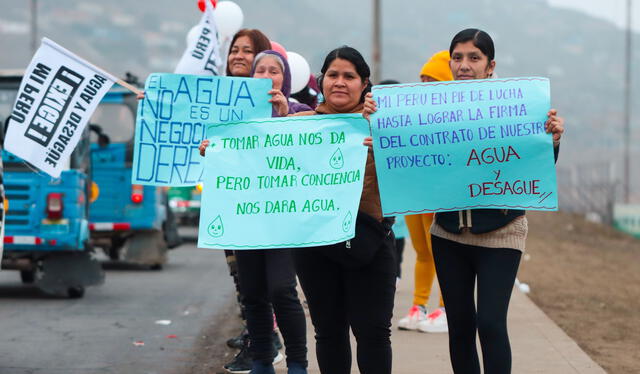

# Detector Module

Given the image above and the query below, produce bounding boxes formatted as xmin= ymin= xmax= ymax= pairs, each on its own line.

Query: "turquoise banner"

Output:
xmin=370 ymin=77 xmax=558 ymax=215
xmin=197 ymin=114 xmax=370 ymax=250
xmin=132 ymin=73 xmax=272 ymax=186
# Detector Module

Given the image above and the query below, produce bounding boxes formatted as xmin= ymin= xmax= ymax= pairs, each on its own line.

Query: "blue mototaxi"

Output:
xmin=88 ymin=79 xmax=180 ymax=269
xmin=0 ymin=71 xmax=104 ymax=298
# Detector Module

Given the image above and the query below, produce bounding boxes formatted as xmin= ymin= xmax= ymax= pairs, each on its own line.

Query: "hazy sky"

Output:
xmin=548 ymin=0 xmax=639 ymax=31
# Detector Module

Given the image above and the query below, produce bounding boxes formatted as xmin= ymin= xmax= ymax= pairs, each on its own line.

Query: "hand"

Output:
xmin=199 ymin=139 xmax=210 ymax=157
xmin=136 ymin=91 xmax=145 ymax=100
xmin=363 ymin=136 xmax=373 ymax=148
xmin=269 ymin=89 xmax=289 ymax=117
xmin=362 ymin=92 xmax=377 ymax=122
xmin=545 ymin=109 xmax=564 ymax=143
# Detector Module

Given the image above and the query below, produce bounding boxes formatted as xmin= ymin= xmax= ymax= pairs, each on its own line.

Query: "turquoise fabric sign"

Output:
xmin=370 ymin=77 xmax=558 ymax=215
xmin=197 ymin=114 xmax=370 ymax=250
xmin=132 ymin=73 xmax=272 ymax=186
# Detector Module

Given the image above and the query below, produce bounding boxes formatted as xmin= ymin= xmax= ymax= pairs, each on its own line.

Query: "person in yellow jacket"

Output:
xmin=397 ymin=50 xmax=452 ymax=334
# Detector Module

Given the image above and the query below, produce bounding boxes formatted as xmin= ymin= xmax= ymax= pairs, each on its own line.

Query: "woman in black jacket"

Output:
xmin=431 ymin=29 xmax=564 ymax=374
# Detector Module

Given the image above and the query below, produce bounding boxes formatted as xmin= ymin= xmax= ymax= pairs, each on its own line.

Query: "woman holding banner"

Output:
xmin=291 ymin=46 xmax=396 ymax=374
xmin=144 ymin=28 xmax=286 ymax=373
xmin=201 ymin=48 xmax=311 ymax=374
xmin=364 ymin=29 xmax=564 ymax=374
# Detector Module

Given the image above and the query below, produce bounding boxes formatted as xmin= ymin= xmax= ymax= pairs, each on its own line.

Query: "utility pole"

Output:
xmin=30 ymin=0 xmax=38 ymax=54
xmin=372 ymin=0 xmax=381 ymax=84
xmin=623 ymin=0 xmax=632 ymax=203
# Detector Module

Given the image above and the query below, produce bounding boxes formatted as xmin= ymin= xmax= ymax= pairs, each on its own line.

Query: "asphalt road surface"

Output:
xmin=0 ymin=227 xmax=235 ymax=374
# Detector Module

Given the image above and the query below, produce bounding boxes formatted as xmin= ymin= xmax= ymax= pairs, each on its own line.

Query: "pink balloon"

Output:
xmin=270 ymin=41 xmax=288 ymax=60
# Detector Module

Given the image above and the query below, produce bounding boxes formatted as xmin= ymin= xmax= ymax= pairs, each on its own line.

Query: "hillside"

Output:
xmin=0 ymin=0 xmax=639 ymax=197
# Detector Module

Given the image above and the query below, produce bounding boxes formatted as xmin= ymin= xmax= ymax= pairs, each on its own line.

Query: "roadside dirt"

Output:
xmin=182 ymin=300 xmax=244 ymax=374
xmin=519 ymin=211 xmax=640 ymax=374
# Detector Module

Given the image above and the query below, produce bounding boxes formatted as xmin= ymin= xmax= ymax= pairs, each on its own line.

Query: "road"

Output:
xmin=0 ymin=228 xmax=236 ymax=374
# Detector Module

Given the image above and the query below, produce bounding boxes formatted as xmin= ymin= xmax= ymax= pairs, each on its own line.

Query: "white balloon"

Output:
xmin=214 ymin=1 xmax=244 ymax=40
xmin=287 ymin=51 xmax=311 ymax=94
xmin=186 ymin=25 xmax=201 ymax=46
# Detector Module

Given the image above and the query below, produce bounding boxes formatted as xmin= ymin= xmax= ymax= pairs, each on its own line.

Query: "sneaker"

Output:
xmin=272 ymin=351 xmax=284 ymax=365
xmin=224 ymin=343 xmax=252 ymax=373
xmin=227 ymin=328 xmax=249 ymax=349
xmin=271 ymin=331 xmax=284 ymax=365
xmin=272 ymin=330 xmax=283 ymax=351
xmin=417 ymin=307 xmax=448 ymax=333
xmin=397 ymin=305 xmax=428 ymax=330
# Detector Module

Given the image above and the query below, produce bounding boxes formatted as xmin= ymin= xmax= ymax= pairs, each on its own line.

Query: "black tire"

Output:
xmin=108 ymin=247 xmax=120 ymax=261
xmin=107 ymin=238 xmax=124 ymax=260
xmin=150 ymin=263 xmax=163 ymax=271
xmin=67 ymin=286 xmax=85 ymax=298
xmin=20 ymin=270 xmax=35 ymax=284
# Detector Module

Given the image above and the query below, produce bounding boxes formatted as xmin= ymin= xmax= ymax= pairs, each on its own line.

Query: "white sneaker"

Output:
xmin=272 ymin=351 xmax=284 ymax=365
xmin=397 ymin=305 xmax=427 ymax=330
xmin=418 ymin=307 xmax=448 ymax=333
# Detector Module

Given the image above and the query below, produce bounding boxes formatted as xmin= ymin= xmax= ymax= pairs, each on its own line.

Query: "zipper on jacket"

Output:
xmin=458 ymin=210 xmax=473 ymax=229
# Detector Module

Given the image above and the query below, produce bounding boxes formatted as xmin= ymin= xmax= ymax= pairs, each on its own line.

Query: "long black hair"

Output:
xmin=449 ymin=28 xmax=495 ymax=62
xmin=318 ymin=46 xmax=372 ymax=103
